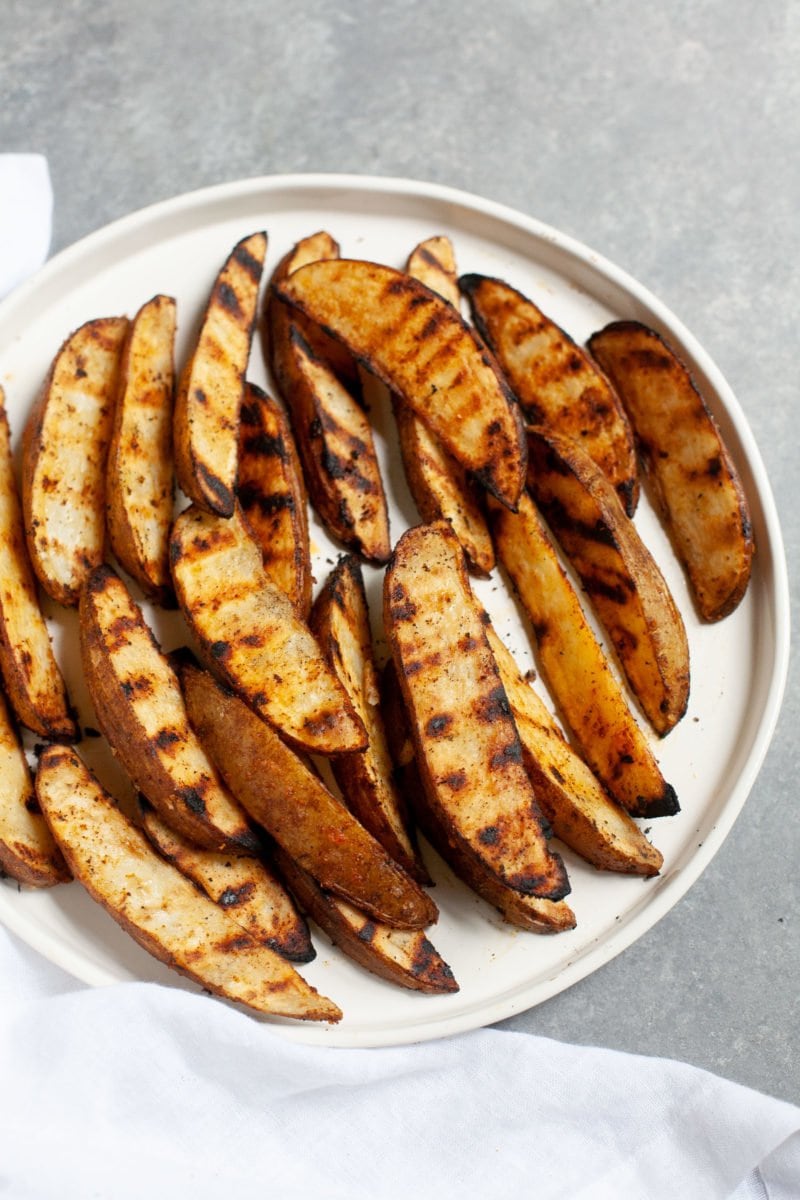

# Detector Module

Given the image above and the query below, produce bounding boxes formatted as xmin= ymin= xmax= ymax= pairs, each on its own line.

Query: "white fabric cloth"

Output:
xmin=1 ymin=153 xmax=798 ymax=1200
xmin=0 ymin=154 xmax=52 ymax=301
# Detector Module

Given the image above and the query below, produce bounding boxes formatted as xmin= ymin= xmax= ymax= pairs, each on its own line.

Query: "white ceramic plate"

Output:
xmin=0 ymin=175 xmax=789 ymax=1047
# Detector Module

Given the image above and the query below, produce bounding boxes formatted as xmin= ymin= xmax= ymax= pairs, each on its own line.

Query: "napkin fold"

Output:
xmin=0 ymin=154 xmax=798 ymax=1200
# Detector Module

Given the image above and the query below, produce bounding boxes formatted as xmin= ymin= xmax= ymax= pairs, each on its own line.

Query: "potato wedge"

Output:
xmin=36 ymin=746 xmax=340 ymax=1022
xmin=0 ymin=386 xmax=76 ymax=740
xmin=179 ymin=659 xmax=438 ymax=930
xmin=268 ymin=235 xmax=390 ymax=562
xmin=273 ymin=846 xmax=458 ymax=994
xmin=486 ymin=624 xmax=663 ymax=875
xmin=274 ymin=259 xmax=527 ymax=510
xmin=0 ymin=692 xmax=69 ymax=887
xmin=273 ymin=324 xmax=391 ymax=562
xmin=139 ymin=799 xmax=314 ymax=963
xmin=173 ymin=231 xmax=266 ymax=516
xmin=526 ymin=426 xmax=690 ymax=735
xmin=406 ymin=236 xmax=461 ymax=308
xmin=394 ymin=238 xmax=495 ymax=575
xmin=106 ymin=294 xmax=177 ymax=604
xmin=588 ymin=320 xmax=754 ymax=621
xmin=22 ymin=316 xmax=128 ymax=606
xmin=80 ymin=564 xmax=258 ymax=852
xmin=380 ymin=662 xmax=575 ymax=933
xmin=385 ymin=520 xmax=569 ymax=901
xmin=169 ymin=502 xmax=366 ymax=756
xmin=265 ymin=230 xmax=363 ymax=400
xmin=460 ymin=274 xmax=638 ymax=514
xmin=490 ymin=492 xmax=678 ymax=818
xmin=310 ymin=555 xmax=429 ymax=884
xmin=237 ymin=381 xmax=312 ymax=617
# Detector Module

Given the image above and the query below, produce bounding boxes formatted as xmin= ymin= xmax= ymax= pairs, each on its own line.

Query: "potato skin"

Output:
xmin=526 ymin=425 xmax=690 ymax=736
xmin=106 ymin=294 xmax=177 ymax=605
xmin=179 ymin=660 xmax=438 ymax=931
xmin=22 ymin=316 xmax=128 ymax=606
xmin=36 ymin=746 xmax=341 ymax=1023
xmin=274 ymin=259 xmax=528 ymax=511
xmin=237 ymin=382 xmax=312 ymax=618
xmin=273 ymin=846 xmax=458 ymax=994
xmin=460 ymin=273 xmax=638 ymax=514
xmin=384 ymin=520 xmax=570 ymax=902
xmin=380 ymin=661 xmax=575 ymax=934
xmin=588 ymin=320 xmax=754 ymax=622
xmin=311 ymin=554 xmax=430 ymax=884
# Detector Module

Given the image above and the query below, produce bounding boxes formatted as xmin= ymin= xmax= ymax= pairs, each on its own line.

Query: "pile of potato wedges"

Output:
xmin=0 ymin=224 xmax=754 ymax=1024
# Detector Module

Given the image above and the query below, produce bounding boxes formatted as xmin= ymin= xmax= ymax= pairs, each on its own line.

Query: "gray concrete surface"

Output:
xmin=2 ymin=0 xmax=798 ymax=1101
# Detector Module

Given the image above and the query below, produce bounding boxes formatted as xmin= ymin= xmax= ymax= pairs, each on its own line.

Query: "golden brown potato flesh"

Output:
xmin=139 ymin=800 xmax=314 ymax=963
xmin=273 ymin=325 xmax=391 ymax=562
xmin=179 ymin=660 xmax=438 ymax=930
xmin=267 ymin=234 xmax=390 ymax=563
xmin=36 ymin=746 xmax=340 ymax=1023
xmin=396 ymin=237 xmax=494 ymax=575
xmin=22 ymin=316 xmax=128 ymax=606
xmin=526 ymin=426 xmax=690 ymax=735
xmin=79 ymin=564 xmax=258 ymax=852
xmin=485 ymin=625 xmax=663 ymax=876
xmin=380 ymin=661 xmax=575 ymax=933
xmin=273 ymin=846 xmax=458 ymax=994
xmin=173 ymin=231 xmax=266 ymax=516
xmin=106 ymin=294 xmax=177 ymax=605
xmin=237 ymin=382 xmax=312 ymax=618
xmin=588 ymin=320 xmax=754 ymax=622
xmin=0 ymin=386 xmax=76 ymax=740
xmin=265 ymin=230 xmax=363 ymax=400
xmin=310 ymin=555 xmax=429 ymax=884
xmin=460 ymin=274 xmax=638 ymax=514
xmin=0 ymin=691 xmax=70 ymax=887
xmin=169 ymin=503 xmax=366 ymax=756
xmin=490 ymin=492 xmax=678 ymax=819
xmin=385 ymin=520 xmax=569 ymax=901
xmin=274 ymin=259 xmax=527 ymax=510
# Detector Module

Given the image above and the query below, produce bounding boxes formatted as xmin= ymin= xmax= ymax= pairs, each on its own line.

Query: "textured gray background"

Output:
xmin=2 ymin=0 xmax=798 ymax=1101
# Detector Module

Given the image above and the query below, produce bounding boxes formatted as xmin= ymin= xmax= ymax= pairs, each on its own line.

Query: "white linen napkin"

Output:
xmin=0 ymin=154 xmax=798 ymax=1200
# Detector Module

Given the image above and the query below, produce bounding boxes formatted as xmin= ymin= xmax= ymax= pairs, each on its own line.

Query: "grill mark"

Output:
xmin=233 ymin=242 xmax=264 ymax=280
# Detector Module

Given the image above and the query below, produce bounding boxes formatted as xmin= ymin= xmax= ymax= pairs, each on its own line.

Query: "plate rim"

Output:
xmin=0 ymin=172 xmax=790 ymax=1047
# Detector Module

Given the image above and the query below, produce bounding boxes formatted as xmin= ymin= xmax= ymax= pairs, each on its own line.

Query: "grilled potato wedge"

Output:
xmin=274 ymin=259 xmax=527 ymax=510
xmin=490 ymin=492 xmax=678 ymax=818
xmin=406 ymin=236 xmax=461 ymax=307
xmin=385 ymin=520 xmax=569 ymax=901
xmin=588 ymin=320 xmax=754 ymax=621
xmin=169 ymin=502 xmax=366 ymax=755
xmin=139 ymin=799 xmax=314 ymax=963
xmin=486 ymin=625 xmax=663 ymax=875
xmin=237 ymin=382 xmax=312 ymax=617
xmin=106 ymin=294 xmax=177 ymax=605
xmin=273 ymin=846 xmax=458 ymax=993
xmin=173 ymin=231 xmax=266 ymax=517
xmin=395 ymin=238 xmax=494 ymax=575
xmin=22 ymin=316 xmax=128 ymax=606
xmin=36 ymin=746 xmax=340 ymax=1022
xmin=179 ymin=659 xmax=438 ymax=930
xmin=380 ymin=662 xmax=575 ymax=933
xmin=526 ymin=426 xmax=690 ymax=735
xmin=273 ymin=325 xmax=391 ymax=562
xmin=0 ymin=387 xmax=76 ymax=740
xmin=0 ymin=691 xmax=70 ymax=886
xmin=265 ymin=230 xmax=362 ymax=399
xmin=268 ymin=234 xmax=390 ymax=562
xmin=460 ymin=274 xmax=638 ymax=514
xmin=80 ymin=564 xmax=258 ymax=852
xmin=311 ymin=555 xmax=429 ymax=884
